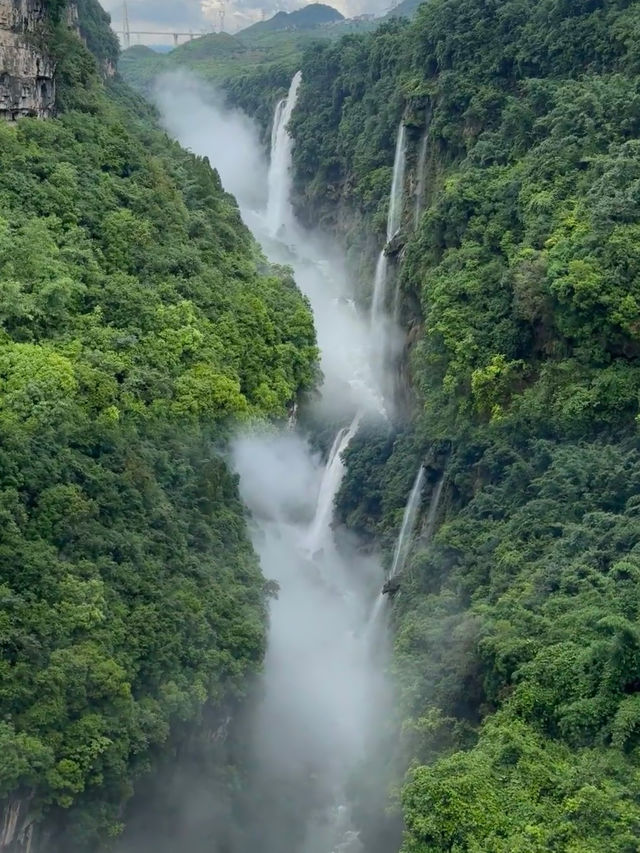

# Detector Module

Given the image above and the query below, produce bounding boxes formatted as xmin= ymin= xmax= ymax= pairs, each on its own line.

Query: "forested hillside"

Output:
xmin=0 ymin=2 xmax=316 ymax=849
xmin=281 ymin=0 xmax=640 ymax=849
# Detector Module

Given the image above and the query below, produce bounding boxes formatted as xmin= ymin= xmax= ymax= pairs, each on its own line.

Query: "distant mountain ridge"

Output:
xmin=240 ymin=3 xmax=344 ymax=35
xmin=385 ymin=0 xmax=424 ymax=19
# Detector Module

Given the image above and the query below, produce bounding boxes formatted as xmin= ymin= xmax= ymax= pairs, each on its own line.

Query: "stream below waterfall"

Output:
xmin=130 ymin=71 xmax=407 ymax=852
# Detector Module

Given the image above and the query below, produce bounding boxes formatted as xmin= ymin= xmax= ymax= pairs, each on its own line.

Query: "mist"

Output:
xmin=116 ymin=69 xmax=399 ymax=853
xmin=156 ymin=72 xmax=268 ymax=211
xmin=155 ymin=72 xmax=391 ymax=421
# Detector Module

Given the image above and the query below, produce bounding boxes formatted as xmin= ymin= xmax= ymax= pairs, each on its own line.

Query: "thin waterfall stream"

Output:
xmin=267 ymin=71 xmax=302 ymax=237
xmin=414 ymin=130 xmax=429 ymax=229
xmin=367 ymin=465 xmax=424 ymax=635
xmin=370 ymin=122 xmax=407 ymax=396
xmin=370 ymin=122 xmax=407 ymax=328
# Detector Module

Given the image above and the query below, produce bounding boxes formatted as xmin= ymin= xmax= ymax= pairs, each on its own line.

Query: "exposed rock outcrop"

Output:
xmin=0 ymin=0 xmax=55 ymax=119
xmin=1 ymin=795 xmax=35 ymax=853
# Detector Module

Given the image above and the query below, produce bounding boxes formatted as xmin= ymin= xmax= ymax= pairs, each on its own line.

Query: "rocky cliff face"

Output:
xmin=1 ymin=796 xmax=35 ymax=853
xmin=0 ymin=0 xmax=55 ymax=119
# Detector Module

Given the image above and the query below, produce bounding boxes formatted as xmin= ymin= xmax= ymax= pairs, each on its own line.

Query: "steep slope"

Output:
xmin=0 ymin=2 xmax=317 ymax=851
xmin=276 ymin=0 xmax=640 ymax=848
xmin=240 ymin=3 xmax=344 ymax=35
xmin=384 ymin=0 xmax=424 ymax=20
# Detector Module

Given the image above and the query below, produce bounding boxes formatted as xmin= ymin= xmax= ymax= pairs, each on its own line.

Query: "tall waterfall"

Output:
xmin=266 ymin=71 xmax=302 ymax=237
xmin=422 ymin=470 xmax=445 ymax=544
xmin=307 ymin=415 xmax=361 ymax=554
xmin=388 ymin=465 xmax=425 ymax=581
xmin=370 ymin=123 xmax=407 ymax=324
xmin=370 ymin=123 xmax=407 ymax=390
xmin=414 ymin=129 xmax=429 ymax=228
xmin=367 ymin=465 xmax=424 ymax=631
xmin=387 ymin=123 xmax=407 ymax=242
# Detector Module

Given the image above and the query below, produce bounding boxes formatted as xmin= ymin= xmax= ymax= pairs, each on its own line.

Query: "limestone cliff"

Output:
xmin=0 ymin=0 xmax=55 ymax=119
xmin=1 ymin=796 xmax=35 ymax=853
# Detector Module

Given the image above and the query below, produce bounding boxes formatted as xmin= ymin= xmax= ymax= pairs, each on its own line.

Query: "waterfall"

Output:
xmin=414 ymin=129 xmax=429 ymax=229
xmin=370 ymin=123 xmax=407 ymax=326
xmin=266 ymin=71 xmax=302 ymax=238
xmin=369 ymin=123 xmax=407 ymax=392
xmin=387 ymin=123 xmax=407 ymax=243
xmin=368 ymin=465 xmax=428 ymax=633
xmin=370 ymin=251 xmax=389 ymax=329
xmin=388 ymin=465 xmax=425 ymax=581
xmin=152 ymin=72 xmax=394 ymax=853
xmin=307 ymin=416 xmax=361 ymax=554
xmin=421 ymin=470 xmax=445 ymax=544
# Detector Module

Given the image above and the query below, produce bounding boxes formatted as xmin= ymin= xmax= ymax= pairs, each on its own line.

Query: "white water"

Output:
xmin=414 ymin=129 xmax=429 ymax=229
xmin=367 ymin=465 xmax=425 ymax=632
xmin=148 ymin=70 xmax=403 ymax=853
xmin=389 ymin=465 xmax=426 ymax=580
xmin=370 ymin=123 xmax=407 ymax=390
xmin=236 ymin=77 xmax=390 ymax=853
xmin=370 ymin=123 xmax=407 ymax=324
xmin=387 ymin=123 xmax=407 ymax=243
xmin=266 ymin=70 xmax=302 ymax=238
xmin=421 ymin=470 xmax=446 ymax=545
xmin=307 ymin=415 xmax=361 ymax=555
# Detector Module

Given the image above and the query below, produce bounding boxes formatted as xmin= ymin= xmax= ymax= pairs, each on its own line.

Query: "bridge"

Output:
xmin=119 ymin=30 xmax=207 ymax=48
xmin=118 ymin=2 xmax=220 ymax=49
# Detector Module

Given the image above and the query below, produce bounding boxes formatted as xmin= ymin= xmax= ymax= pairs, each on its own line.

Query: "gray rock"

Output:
xmin=0 ymin=0 xmax=59 ymax=120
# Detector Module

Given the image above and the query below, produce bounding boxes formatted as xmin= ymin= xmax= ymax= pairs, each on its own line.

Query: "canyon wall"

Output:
xmin=0 ymin=0 xmax=56 ymax=119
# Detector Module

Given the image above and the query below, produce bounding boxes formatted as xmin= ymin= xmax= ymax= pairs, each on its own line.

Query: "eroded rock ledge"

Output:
xmin=0 ymin=0 xmax=55 ymax=119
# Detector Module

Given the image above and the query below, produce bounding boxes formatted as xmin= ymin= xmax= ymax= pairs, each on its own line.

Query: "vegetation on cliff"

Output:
xmin=0 ymin=2 xmax=316 ymax=849
xmin=280 ymin=0 xmax=640 ymax=849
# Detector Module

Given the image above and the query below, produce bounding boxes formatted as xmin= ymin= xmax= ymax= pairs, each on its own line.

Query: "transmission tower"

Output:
xmin=217 ymin=0 xmax=226 ymax=32
xmin=122 ymin=1 xmax=131 ymax=49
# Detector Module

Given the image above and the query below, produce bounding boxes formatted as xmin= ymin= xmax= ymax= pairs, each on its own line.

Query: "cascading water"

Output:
xmin=414 ymin=129 xmax=429 ymax=229
xmin=233 ymin=82 xmax=389 ymax=852
xmin=367 ymin=465 xmax=425 ymax=632
xmin=388 ymin=465 xmax=426 ymax=581
xmin=370 ymin=123 xmax=407 ymax=395
xmin=146 ymin=71 xmax=395 ymax=853
xmin=266 ymin=71 xmax=302 ymax=238
xmin=387 ymin=123 xmax=407 ymax=242
xmin=307 ymin=415 xmax=361 ymax=555
xmin=370 ymin=122 xmax=407 ymax=326
xmin=421 ymin=470 xmax=446 ymax=545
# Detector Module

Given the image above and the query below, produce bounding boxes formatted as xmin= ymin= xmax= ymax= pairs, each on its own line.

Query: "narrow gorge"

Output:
xmin=3 ymin=0 xmax=640 ymax=851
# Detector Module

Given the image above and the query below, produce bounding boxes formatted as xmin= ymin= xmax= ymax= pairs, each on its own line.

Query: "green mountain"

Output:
xmin=0 ymin=1 xmax=316 ymax=849
xmin=385 ymin=0 xmax=424 ymax=19
xmin=240 ymin=3 xmax=344 ymax=35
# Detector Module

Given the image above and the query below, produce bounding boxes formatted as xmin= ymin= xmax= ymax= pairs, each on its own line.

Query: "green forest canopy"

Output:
xmin=0 ymin=2 xmax=316 ymax=848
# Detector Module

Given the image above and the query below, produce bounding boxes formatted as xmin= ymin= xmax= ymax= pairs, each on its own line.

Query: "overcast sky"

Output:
xmin=102 ymin=0 xmax=388 ymax=40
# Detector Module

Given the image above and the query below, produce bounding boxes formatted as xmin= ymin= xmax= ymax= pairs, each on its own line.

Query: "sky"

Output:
xmin=102 ymin=0 xmax=386 ymax=41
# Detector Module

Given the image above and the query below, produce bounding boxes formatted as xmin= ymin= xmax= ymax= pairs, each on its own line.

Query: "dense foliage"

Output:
xmin=0 ymin=4 xmax=316 ymax=849
xmin=241 ymin=3 xmax=344 ymax=35
xmin=281 ymin=0 xmax=640 ymax=849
